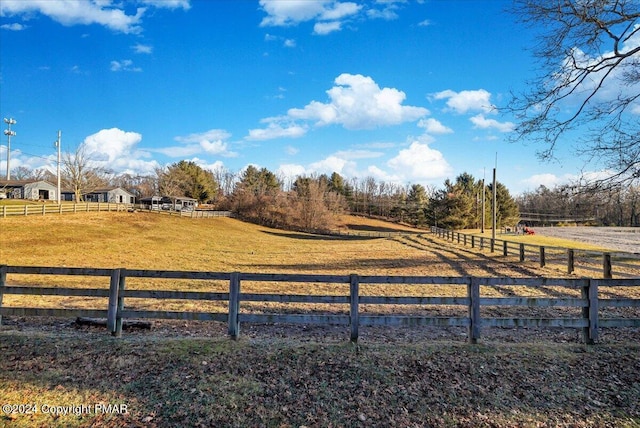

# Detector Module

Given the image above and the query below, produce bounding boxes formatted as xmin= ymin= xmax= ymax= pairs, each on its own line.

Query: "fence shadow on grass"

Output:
xmin=261 ymin=230 xmax=381 ymax=241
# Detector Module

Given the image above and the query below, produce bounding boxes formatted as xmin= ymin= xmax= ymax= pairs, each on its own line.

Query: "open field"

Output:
xmin=1 ymin=212 xmax=639 ymax=427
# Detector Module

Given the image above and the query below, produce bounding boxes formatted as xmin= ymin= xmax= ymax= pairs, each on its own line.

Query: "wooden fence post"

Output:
xmin=107 ymin=269 xmax=121 ymax=335
xmin=463 ymin=234 xmax=467 ymax=246
xmin=350 ymin=274 xmax=360 ymax=343
xmin=471 ymin=235 xmax=475 ymax=248
xmin=42 ymin=205 xmax=46 ymax=216
xmin=0 ymin=265 xmax=7 ymax=326
xmin=519 ymin=244 xmax=525 ymax=262
xmin=603 ymin=253 xmax=612 ymax=279
xmin=581 ymin=279 xmax=599 ymax=344
xmin=567 ymin=249 xmax=575 ymax=274
xmin=490 ymin=239 xmax=495 ymax=253
xmin=228 ymin=272 xmax=240 ymax=339
xmin=539 ymin=246 xmax=546 ymax=268
xmin=467 ymin=277 xmax=481 ymax=344
xmin=503 ymin=241 xmax=508 ymax=257
xmin=114 ymin=269 xmax=126 ymax=337
xmin=480 ymin=237 xmax=484 ymax=251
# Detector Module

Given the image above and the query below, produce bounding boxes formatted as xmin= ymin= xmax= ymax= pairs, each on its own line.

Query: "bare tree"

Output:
xmin=508 ymin=0 xmax=640 ymax=187
xmin=62 ymin=144 xmax=110 ymax=201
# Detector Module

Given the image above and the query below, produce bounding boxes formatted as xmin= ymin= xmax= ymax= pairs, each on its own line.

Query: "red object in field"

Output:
xmin=524 ymin=227 xmax=535 ymax=235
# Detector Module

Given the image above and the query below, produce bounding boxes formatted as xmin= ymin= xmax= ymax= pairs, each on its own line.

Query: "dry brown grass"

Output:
xmin=1 ymin=212 xmax=639 ymax=427
xmin=1 ymin=211 xmax=561 ymax=311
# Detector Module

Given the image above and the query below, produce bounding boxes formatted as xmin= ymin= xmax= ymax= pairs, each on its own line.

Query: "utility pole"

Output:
xmin=55 ymin=130 xmax=61 ymax=203
xmin=3 ymin=118 xmax=16 ymax=180
xmin=492 ymin=155 xmax=497 ymax=241
xmin=481 ymin=168 xmax=486 ymax=234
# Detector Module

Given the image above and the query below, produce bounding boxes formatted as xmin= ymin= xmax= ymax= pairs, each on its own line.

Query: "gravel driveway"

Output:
xmin=534 ymin=227 xmax=640 ymax=253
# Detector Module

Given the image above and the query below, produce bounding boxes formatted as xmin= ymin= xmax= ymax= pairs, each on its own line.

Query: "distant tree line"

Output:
xmin=10 ymin=160 xmax=522 ymax=232
xmin=517 ymin=184 xmax=640 ymax=227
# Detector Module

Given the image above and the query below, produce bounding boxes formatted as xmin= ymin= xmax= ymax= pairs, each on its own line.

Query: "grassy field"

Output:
xmin=1 ymin=211 xmax=639 ymax=427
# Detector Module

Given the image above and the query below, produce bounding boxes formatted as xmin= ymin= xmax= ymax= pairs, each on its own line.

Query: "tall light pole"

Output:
xmin=54 ymin=130 xmax=62 ymax=203
xmin=481 ymin=168 xmax=486 ymax=234
xmin=3 ymin=118 xmax=17 ymax=180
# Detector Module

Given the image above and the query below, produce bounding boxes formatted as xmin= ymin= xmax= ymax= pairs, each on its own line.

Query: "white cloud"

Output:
xmin=277 ymin=163 xmax=308 ymax=179
xmin=285 ymin=145 xmax=299 ymax=155
xmin=259 ymin=0 xmax=331 ymax=26
xmin=170 ymin=129 xmax=237 ymax=157
xmin=0 ymin=0 xmax=145 ymax=34
xmin=469 ymin=114 xmax=514 ymax=132
xmin=259 ymin=0 xmax=366 ymax=35
xmin=433 ymin=89 xmax=494 ymax=114
xmin=314 ymin=20 xmax=342 ymax=35
xmin=82 ymin=128 xmax=142 ymax=163
xmin=0 ymin=0 xmax=189 ymax=34
xmin=288 ymin=73 xmax=428 ymax=130
xmin=333 ymin=149 xmax=384 ymax=160
xmin=139 ymin=0 xmax=190 ymax=10
xmin=155 ymin=145 xmax=200 ymax=158
xmin=283 ymin=38 xmax=296 ymax=48
xmin=132 ymin=43 xmax=153 ymax=54
xmin=387 ymin=141 xmax=452 ymax=181
xmin=417 ymin=19 xmax=431 ymax=27
xmin=246 ymin=120 xmax=308 ymax=141
xmin=418 ymin=118 xmax=453 ymax=134
xmin=309 ymin=155 xmax=356 ymax=175
xmin=110 ymin=59 xmax=141 ymax=72
xmin=77 ymin=127 xmax=158 ymax=175
xmin=1 ymin=22 xmax=26 ymax=31
xmin=319 ymin=2 xmax=361 ymax=21
xmin=520 ymin=173 xmax=564 ymax=190
xmin=175 ymin=129 xmax=231 ymax=143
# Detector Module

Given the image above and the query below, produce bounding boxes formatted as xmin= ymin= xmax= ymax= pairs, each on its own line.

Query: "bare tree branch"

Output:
xmin=507 ymin=0 xmax=640 ymax=187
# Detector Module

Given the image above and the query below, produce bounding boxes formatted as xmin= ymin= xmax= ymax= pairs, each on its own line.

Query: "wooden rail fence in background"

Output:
xmin=0 ymin=203 xmax=232 ymax=219
xmin=1 ymin=265 xmax=639 ymax=344
xmin=430 ymin=226 xmax=640 ymax=279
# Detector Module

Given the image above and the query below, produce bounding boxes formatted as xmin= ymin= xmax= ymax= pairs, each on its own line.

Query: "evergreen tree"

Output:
xmin=159 ymin=160 xmax=218 ymax=203
xmin=407 ymin=184 xmax=428 ymax=227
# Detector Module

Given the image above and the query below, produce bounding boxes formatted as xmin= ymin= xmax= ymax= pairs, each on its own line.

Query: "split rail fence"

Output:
xmin=431 ymin=226 xmax=640 ymax=279
xmin=0 ymin=203 xmax=232 ymax=219
xmin=1 ymin=265 xmax=639 ymax=344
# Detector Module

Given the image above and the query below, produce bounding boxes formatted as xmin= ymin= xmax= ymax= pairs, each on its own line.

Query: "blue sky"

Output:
xmin=0 ymin=0 xmax=603 ymax=194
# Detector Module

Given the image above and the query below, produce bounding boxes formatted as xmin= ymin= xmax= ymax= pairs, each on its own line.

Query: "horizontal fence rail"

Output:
xmin=1 ymin=265 xmax=639 ymax=344
xmin=0 ymin=203 xmax=233 ymax=219
xmin=430 ymin=227 xmax=640 ymax=279
xmin=1 ymin=202 xmax=133 ymax=217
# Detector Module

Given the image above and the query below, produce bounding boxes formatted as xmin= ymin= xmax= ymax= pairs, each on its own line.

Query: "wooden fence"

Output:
xmin=1 ymin=265 xmax=639 ymax=344
xmin=431 ymin=226 xmax=640 ymax=279
xmin=0 ymin=203 xmax=232 ymax=219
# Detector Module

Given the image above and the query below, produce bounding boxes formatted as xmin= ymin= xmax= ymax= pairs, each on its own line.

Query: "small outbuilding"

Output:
xmin=85 ymin=187 xmax=135 ymax=204
xmin=139 ymin=195 xmax=197 ymax=211
xmin=61 ymin=187 xmax=135 ymax=203
xmin=0 ymin=179 xmax=58 ymax=201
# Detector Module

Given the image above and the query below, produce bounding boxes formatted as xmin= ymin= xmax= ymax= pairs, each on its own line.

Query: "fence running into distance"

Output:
xmin=0 ymin=203 xmax=232 ymax=219
xmin=1 ymin=265 xmax=639 ymax=344
xmin=430 ymin=226 xmax=640 ymax=280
